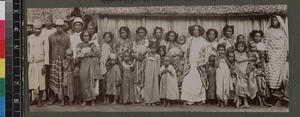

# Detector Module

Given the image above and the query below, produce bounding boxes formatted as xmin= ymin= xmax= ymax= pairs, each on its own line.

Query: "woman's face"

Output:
xmin=74 ymin=22 xmax=83 ymax=33
xmin=254 ymin=33 xmax=262 ymax=43
xmin=82 ymin=32 xmax=91 ymax=43
xmin=271 ymin=17 xmax=279 ymax=28
xmin=169 ymin=32 xmax=176 ymax=42
xmin=137 ymin=29 xmax=146 ymax=39
xmin=155 ymin=29 xmax=163 ymax=38
xmin=120 ymin=29 xmax=128 ymax=39
xmin=208 ymin=31 xmax=216 ymax=42
xmin=225 ymin=28 xmax=233 ymax=38
xmin=104 ymin=34 xmax=112 ymax=43
xmin=237 ymin=43 xmax=245 ymax=53
xmin=193 ymin=26 xmax=200 ymax=37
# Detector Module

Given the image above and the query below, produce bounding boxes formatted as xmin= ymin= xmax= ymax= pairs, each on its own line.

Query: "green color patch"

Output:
xmin=0 ymin=78 xmax=4 ymax=96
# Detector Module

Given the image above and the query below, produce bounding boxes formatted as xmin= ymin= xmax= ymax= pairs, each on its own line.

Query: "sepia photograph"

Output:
xmin=26 ymin=4 xmax=289 ymax=112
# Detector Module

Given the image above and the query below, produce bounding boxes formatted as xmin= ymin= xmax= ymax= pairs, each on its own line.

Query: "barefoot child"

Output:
xmin=144 ymin=42 xmax=161 ymax=106
xmin=106 ymin=54 xmax=121 ymax=104
xmin=160 ymin=56 xmax=179 ymax=106
xmin=234 ymin=41 xmax=253 ymax=108
xmin=206 ymin=55 xmax=217 ymax=105
xmin=62 ymin=49 xmax=75 ymax=106
xmin=120 ymin=51 xmax=136 ymax=104
xmin=215 ymin=44 xmax=233 ymax=107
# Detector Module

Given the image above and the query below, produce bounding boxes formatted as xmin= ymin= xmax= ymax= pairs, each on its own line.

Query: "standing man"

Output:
xmin=40 ymin=13 xmax=57 ymax=101
xmin=28 ymin=19 xmax=49 ymax=107
xmin=48 ymin=19 xmax=71 ymax=105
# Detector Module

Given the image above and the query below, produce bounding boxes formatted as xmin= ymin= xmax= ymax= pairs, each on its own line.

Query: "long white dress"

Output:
xmin=181 ymin=36 xmax=208 ymax=104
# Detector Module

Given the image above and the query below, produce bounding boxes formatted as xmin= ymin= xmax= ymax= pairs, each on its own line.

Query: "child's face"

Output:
xmin=193 ymin=26 xmax=200 ymax=37
xmin=237 ymin=43 xmax=245 ymax=53
xmin=237 ymin=36 xmax=245 ymax=42
xmin=254 ymin=33 xmax=262 ymax=43
xmin=150 ymin=47 xmax=157 ymax=53
xmin=177 ymin=36 xmax=186 ymax=45
xmin=218 ymin=47 xmax=226 ymax=55
xmin=207 ymin=31 xmax=216 ymax=42
xmin=155 ymin=29 xmax=163 ymax=38
xmin=74 ymin=22 xmax=83 ymax=33
xmin=104 ymin=34 xmax=112 ymax=43
xmin=158 ymin=48 xmax=165 ymax=57
xmin=169 ymin=32 xmax=176 ymax=42
xmin=33 ymin=26 xmax=42 ymax=36
xmin=228 ymin=53 xmax=235 ymax=63
xmin=208 ymin=56 xmax=215 ymax=66
xmin=137 ymin=29 xmax=146 ymax=39
xmin=27 ymin=26 xmax=33 ymax=33
xmin=110 ymin=59 xmax=117 ymax=65
xmin=250 ymin=44 xmax=257 ymax=52
xmin=225 ymin=28 xmax=233 ymax=38
xmin=123 ymin=53 xmax=131 ymax=62
xmin=82 ymin=32 xmax=91 ymax=43
xmin=66 ymin=54 xmax=72 ymax=59
xmin=164 ymin=57 xmax=170 ymax=66
xmin=271 ymin=17 xmax=279 ymax=28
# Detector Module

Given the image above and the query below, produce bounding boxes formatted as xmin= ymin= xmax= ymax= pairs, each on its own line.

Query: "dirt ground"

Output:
xmin=30 ymin=101 xmax=288 ymax=112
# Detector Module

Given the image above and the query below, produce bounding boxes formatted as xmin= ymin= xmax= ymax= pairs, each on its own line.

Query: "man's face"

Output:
xmin=56 ymin=25 xmax=64 ymax=33
xmin=33 ymin=26 xmax=42 ymax=36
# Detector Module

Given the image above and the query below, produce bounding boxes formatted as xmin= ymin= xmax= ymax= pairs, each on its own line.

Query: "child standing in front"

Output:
xmin=106 ymin=54 xmax=122 ymax=104
xmin=206 ymin=55 xmax=217 ymax=105
xmin=216 ymin=44 xmax=233 ymax=107
xmin=144 ymin=42 xmax=161 ymax=106
xmin=160 ymin=56 xmax=179 ymax=106
xmin=234 ymin=41 xmax=253 ymax=108
xmin=227 ymin=51 xmax=239 ymax=107
xmin=62 ymin=49 xmax=75 ymax=106
xmin=120 ymin=51 xmax=136 ymax=105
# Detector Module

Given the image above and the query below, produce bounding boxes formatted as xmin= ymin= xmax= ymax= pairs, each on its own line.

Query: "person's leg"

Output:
xmin=112 ymin=95 xmax=118 ymax=104
xmin=91 ymin=99 xmax=95 ymax=106
xmin=166 ymin=99 xmax=170 ymax=106
xmin=37 ymin=90 xmax=43 ymax=107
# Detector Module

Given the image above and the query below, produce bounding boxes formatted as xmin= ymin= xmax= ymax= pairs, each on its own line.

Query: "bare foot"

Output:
xmin=81 ymin=102 xmax=86 ymax=107
xmin=152 ymin=103 xmax=156 ymax=106
xmin=61 ymin=101 xmax=65 ymax=106
xmin=91 ymin=101 xmax=96 ymax=107
xmin=112 ymin=101 xmax=117 ymax=105
xmin=183 ymin=102 xmax=187 ymax=106
xmin=240 ymin=104 xmax=250 ymax=108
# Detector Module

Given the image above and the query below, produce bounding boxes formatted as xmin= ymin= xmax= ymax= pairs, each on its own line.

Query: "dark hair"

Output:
xmin=103 ymin=32 xmax=114 ymax=42
xmin=249 ymin=30 xmax=264 ymax=39
xmin=153 ymin=27 xmax=164 ymax=35
xmin=236 ymin=35 xmax=245 ymax=42
xmin=188 ymin=25 xmax=205 ymax=36
xmin=136 ymin=26 xmax=147 ymax=35
xmin=217 ymin=43 xmax=226 ymax=51
xmin=206 ymin=28 xmax=219 ymax=39
xmin=165 ymin=31 xmax=178 ymax=42
xmin=235 ymin=41 xmax=247 ymax=52
xmin=226 ymin=51 xmax=235 ymax=58
xmin=119 ymin=26 xmax=130 ymax=39
xmin=80 ymin=30 xmax=93 ymax=42
xmin=223 ymin=25 xmax=234 ymax=37
xmin=158 ymin=45 xmax=167 ymax=57
xmin=208 ymin=54 xmax=216 ymax=61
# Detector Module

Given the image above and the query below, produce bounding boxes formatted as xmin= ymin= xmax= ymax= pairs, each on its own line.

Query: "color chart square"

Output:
xmin=0 ymin=79 xmax=4 ymax=96
xmin=0 ymin=40 xmax=4 ymax=58
xmin=0 ymin=20 xmax=4 ymax=40
xmin=0 ymin=59 xmax=4 ymax=78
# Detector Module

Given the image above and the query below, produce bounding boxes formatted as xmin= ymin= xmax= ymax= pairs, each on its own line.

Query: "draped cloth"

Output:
xmin=181 ymin=36 xmax=208 ymax=103
xmin=264 ymin=15 xmax=288 ymax=89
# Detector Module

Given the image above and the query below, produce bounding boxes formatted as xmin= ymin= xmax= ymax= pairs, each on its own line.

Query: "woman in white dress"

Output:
xmin=181 ymin=25 xmax=209 ymax=106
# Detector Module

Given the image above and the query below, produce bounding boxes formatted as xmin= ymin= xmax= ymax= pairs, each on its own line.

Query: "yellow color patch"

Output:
xmin=0 ymin=59 xmax=5 ymax=78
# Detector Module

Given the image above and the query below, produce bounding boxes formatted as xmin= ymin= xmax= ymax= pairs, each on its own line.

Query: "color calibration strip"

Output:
xmin=0 ymin=1 xmax=5 ymax=117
